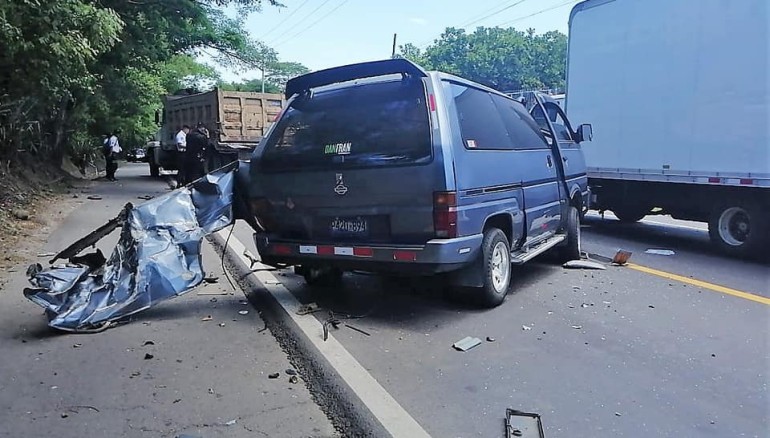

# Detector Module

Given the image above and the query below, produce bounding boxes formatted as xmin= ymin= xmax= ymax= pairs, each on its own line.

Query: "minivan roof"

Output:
xmin=285 ymin=58 xmax=516 ymax=102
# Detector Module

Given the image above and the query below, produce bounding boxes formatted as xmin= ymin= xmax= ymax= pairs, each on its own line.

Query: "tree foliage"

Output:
xmin=401 ymin=27 xmax=568 ymax=93
xmin=0 ymin=0 xmax=305 ymax=161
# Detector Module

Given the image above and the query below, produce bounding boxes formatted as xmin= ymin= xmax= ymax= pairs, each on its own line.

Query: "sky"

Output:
xmin=216 ymin=0 xmax=582 ymax=82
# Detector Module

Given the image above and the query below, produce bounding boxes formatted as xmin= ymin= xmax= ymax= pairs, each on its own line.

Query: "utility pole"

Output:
xmin=391 ymin=33 xmax=397 ymax=58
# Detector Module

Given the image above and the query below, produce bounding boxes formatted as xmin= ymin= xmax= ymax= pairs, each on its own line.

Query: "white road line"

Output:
xmin=218 ymin=230 xmax=431 ymax=438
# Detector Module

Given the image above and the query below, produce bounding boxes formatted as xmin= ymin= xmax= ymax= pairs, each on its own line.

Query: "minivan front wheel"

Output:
xmin=557 ymin=206 xmax=582 ymax=262
xmin=477 ymin=228 xmax=511 ymax=308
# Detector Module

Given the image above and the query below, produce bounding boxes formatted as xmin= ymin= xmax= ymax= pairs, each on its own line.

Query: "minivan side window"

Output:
xmin=446 ymin=82 xmax=513 ymax=150
xmin=491 ymin=94 xmax=550 ymax=150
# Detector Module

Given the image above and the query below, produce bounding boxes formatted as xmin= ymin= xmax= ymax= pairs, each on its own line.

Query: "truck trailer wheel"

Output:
xmin=612 ymin=205 xmax=649 ymax=223
xmin=708 ymin=202 xmax=768 ymax=258
xmin=148 ymin=153 xmax=160 ymax=177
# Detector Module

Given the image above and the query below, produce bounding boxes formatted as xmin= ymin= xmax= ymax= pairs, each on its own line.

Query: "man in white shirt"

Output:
xmin=105 ymin=129 xmax=122 ymax=181
xmin=175 ymin=125 xmax=190 ymax=185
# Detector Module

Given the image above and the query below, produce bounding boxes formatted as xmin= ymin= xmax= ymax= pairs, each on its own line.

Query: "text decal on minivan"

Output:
xmin=324 ymin=142 xmax=352 ymax=155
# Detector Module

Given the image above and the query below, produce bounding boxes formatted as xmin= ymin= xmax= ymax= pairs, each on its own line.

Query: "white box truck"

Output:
xmin=566 ymin=0 xmax=769 ymax=257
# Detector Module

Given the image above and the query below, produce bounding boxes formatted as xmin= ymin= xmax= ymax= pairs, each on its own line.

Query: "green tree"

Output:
xmin=400 ymin=26 xmax=568 ymax=92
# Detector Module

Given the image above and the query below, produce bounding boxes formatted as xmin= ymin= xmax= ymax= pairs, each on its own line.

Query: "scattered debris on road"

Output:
xmin=13 ymin=209 xmax=31 ymax=220
xmin=505 ymin=408 xmax=545 ymax=438
xmin=345 ymin=323 xmax=371 ymax=337
xmin=645 ymin=249 xmax=675 ymax=256
xmin=218 ymin=322 xmax=226 ymax=327
xmin=612 ymin=249 xmax=632 ymax=265
xmin=137 ymin=195 xmax=154 ymax=200
xmin=452 ymin=336 xmax=482 ymax=352
xmin=225 ymin=419 xmax=237 ymax=426
xmin=143 ymin=340 xmax=155 ymax=346
xmin=201 ymin=315 xmax=213 ymax=322
xmin=203 ymin=275 xmax=219 ymax=284
xmin=289 ymin=375 xmax=299 ymax=384
xmin=615 ymin=412 xmax=622 ymax=417
xmin=86 ymin=195 xmax=102 ymax=200
xmin=563 ymin=260 xmax=607 ymax=270
xmin=144 ymin=353 xmax=154 ymax=360
xmin=571 ymin=325 xmax=583 ymax=330
xmin=36 ymin=252 xmax=56 ymax=258
xmin=522 ymin=325 xmax=532 ymax=331
xmin=486 ymin=336 xmax=496 ymax=342
xmin=268 ymin=372 xmax=280 ymax=379
xmin=238 ymin=310 xmax=249 ymax=315
xmin=243 ymin=250 xmax=260 ymax=269
xmin=72 ymin=343 xmax=82 ymax=348
xmin=285 ymin=369 xmax=297 ymax=376
xmin=296 ymin=302 xmax=321 ymax=315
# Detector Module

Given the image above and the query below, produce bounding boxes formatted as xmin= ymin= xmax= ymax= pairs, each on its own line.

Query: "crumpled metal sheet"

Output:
xmin=23 ymin=166 xmax=236 ymax=332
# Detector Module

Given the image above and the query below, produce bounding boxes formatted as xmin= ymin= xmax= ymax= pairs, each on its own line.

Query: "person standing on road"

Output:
xmin=175 ymin=125 xmax=190 ymax=185
xmin=105 ymin=130 xmax=122 ymax=181
xmin=182 ymin=123 xmax=209 ymax=184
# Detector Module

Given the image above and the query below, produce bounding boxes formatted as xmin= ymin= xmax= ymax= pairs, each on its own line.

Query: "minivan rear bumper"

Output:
xmin=254 ymin=233 xmax=483 ymax=274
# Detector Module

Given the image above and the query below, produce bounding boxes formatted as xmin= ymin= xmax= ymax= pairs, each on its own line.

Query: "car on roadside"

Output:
xmin=126 ymin=148 xmax=146 ymax=162
xmin=243 ymin=59 xmax=592 ymax=307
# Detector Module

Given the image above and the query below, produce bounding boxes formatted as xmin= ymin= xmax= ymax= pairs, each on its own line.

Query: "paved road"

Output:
xmin=18 ymin=163 xmax=765 ymax=437
xmin=223 ymin=180 xmax=769 ymax=437
xmin=0 ymin=163 xmax=337 ymax=438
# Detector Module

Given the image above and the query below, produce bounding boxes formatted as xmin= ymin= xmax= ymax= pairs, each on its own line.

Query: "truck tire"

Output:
xmin=476 ymin=228 xmax=511 ymax=308
xmin=708 ymin=201 xmax=768 ymax=258
xmin=148 ymin=151 xmax=160 ymax=177
xmin=557 ymin=206 xmax=582 ymax=262
xmin=612 ymin=205 xmax=649 ymax=223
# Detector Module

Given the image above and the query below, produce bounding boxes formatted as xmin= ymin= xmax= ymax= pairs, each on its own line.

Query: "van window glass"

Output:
xmin=491 ymin=94 xmax=551 ymax=149
xmin=531 ymin=103 xmax=573 ymax=143
xmin=446 ymin=83 xmax=513 ymax=150
xmin=260 ymin=80 xmax=431 ymax=171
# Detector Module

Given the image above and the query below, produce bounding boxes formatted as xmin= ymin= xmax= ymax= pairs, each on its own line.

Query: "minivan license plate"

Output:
xmin=330 ymin=217 xmax=368 ymax=236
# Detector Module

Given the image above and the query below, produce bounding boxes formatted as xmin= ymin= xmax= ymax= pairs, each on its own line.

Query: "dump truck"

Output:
xmin=566 ymin=0 xmax=769 ymax=258
xmin=147 ymin=89 xmax=284 ymax=177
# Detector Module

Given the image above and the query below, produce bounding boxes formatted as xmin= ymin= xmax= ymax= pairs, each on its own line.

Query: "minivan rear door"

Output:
xmin=254 ymin=78 xmax=440 ymax=245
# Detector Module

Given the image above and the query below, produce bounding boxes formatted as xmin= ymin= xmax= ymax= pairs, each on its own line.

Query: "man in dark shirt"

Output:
xmin=182 ymin=123 xmax=209 ymax=184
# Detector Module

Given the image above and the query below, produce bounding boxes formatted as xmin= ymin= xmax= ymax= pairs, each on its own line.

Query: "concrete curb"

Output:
xmin=208 ymin=231 xmax=392 ymax=438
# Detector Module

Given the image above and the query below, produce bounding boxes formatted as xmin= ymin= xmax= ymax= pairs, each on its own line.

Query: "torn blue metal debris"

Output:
xmin=23 ymin=166 xmax=236 ymax=332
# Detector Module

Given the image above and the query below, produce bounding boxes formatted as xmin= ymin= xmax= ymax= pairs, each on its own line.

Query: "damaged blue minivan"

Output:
xmin=242 ymin=59 xmax=592 ymax=307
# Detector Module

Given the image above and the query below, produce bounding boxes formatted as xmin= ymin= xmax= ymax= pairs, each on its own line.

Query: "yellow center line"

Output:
xmin=626 ymin=263 xmax=770 ymax=306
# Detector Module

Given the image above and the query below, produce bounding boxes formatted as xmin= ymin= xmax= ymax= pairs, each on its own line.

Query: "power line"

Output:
xmin=496 ymin=0 xmax=579 ymax=27
xmin=267 ymin=0 xmax=335 ymax=45
xmin=461 ymin=0 xmax=529 ymax=28
xmin=457 ymin=0 xmax=525 ymax=28
xmin=258 ymin=0 xmax=311 ymax=40
xmin=274 ymin=0 xmax=349 ymax=48
xmin=411 ymin=0 xmax=531 ymax=50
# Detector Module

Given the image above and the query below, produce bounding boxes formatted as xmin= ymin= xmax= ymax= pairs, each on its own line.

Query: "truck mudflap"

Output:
xmin=23 ymin=164 xmax=237 ymax=332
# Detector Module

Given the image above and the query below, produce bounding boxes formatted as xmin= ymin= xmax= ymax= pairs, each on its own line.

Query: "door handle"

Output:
xmin=546 ymin=155 xmax=553 ymax=168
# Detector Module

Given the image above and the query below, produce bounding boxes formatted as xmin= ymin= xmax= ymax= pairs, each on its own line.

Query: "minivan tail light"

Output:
xmin=429 ymin=94 xmax=437 ymax=112
xmin=433 ymin=191 xmax=458 ymax=238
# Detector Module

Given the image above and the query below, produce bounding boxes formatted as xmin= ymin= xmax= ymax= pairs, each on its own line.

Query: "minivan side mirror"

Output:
xmin=577 ymin=124 xmax=593 ymax=142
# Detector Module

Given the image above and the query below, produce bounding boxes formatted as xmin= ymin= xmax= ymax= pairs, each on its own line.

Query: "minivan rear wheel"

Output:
xmin=300 ymin=266 xmax=344 ymax=287
xmin=477 ymin=228 xmax=511 ymax=308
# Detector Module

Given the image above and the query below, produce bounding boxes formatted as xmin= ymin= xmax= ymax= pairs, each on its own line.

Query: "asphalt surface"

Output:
xmin=0 ymin=163 xmax=337 ymax=438
xmin=7 ymin=162 xmax=765 ymax=438
xmin=223 ymin=174 xmax=769 ymax=437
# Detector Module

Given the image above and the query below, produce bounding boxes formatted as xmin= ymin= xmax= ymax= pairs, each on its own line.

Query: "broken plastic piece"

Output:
xmin=563 ymin=260 xmax=607 ymax=270
xmin=645 ymin=249 xmax=675 ymax=256
xmin=452 ymin=336 xmax=482 ymax=351
xmin=505 ymin=408 xmax=545 ymax=438
xmin=23 ymin=166 xmax=237 ymax=332
xmin=611 ymin=250 xmax=632 ymax=265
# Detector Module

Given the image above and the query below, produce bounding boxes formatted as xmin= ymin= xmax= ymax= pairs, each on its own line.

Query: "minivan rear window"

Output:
xmin=260 ymin=80 xmax=431 ymax=171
